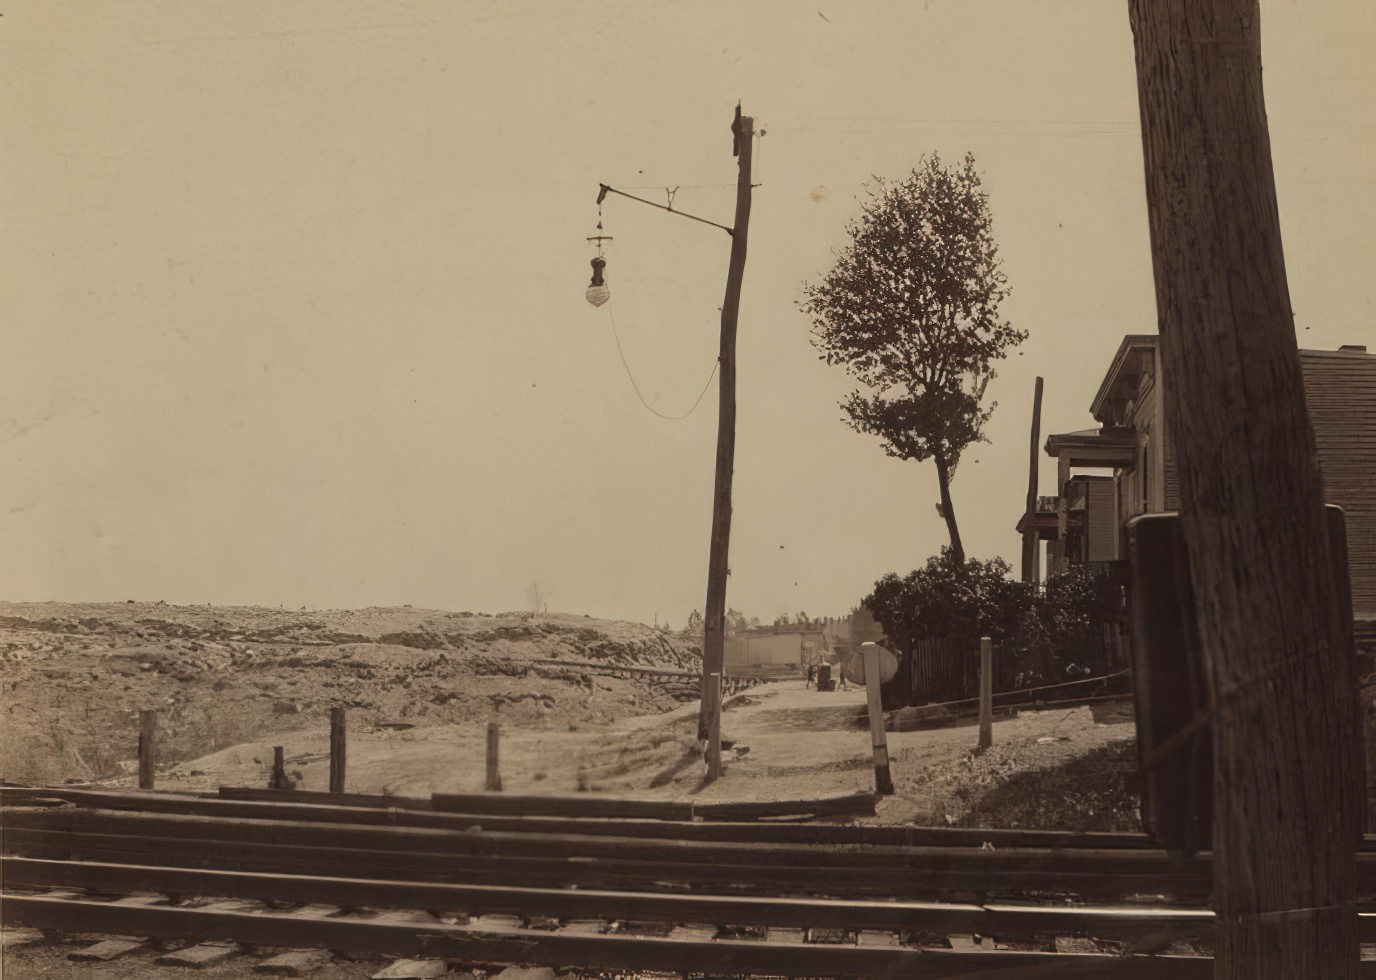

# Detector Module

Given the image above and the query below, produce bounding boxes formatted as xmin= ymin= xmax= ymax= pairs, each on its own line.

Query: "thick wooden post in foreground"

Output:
xmin=698 ymin=107 xmax=754 ymax=782
xmin=861 ymin=643 xmax=894 ymax=795
xmin=486 ymin=722 xmax=502 ymax=792
xmin=1128 ymin=2 xmax=1362 ymax=974
xmin=978 ymin=637 xmax=993 ymax=750
xmin=137 ymin=710 xmax=157 ymax=790
xmin=329 ymin=707 xmax=346 ymax=795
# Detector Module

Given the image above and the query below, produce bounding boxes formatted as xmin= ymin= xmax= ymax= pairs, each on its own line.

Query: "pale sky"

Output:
xmin=3 ymin=1 xmax=1373 ymax=627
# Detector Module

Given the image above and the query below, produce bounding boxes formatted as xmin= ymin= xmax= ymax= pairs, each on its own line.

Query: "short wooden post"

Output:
xmin=979 ymin=636 xmax=993 ymax=750
xmin=486 ymin=721 xmax=502 ymax=791
xmin=138 ymin=709 xmax=157 ymax=790
xmin=329 ymin=707 xmax=346 ymax=794
xmin=861 ymin=643 xmax=894 ymax=795
xmin=271 ymin=746 xmax=286 ymax=790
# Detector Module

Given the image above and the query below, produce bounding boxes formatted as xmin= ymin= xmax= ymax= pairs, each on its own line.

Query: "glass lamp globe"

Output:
xmin=586 ymin=256 xmax=609 ymax=307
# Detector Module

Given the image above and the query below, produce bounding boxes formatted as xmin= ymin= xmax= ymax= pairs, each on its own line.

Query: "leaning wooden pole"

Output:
xmin=1127 ymin=2 xmax=1362 ymax=975
xmin=1021 ymin=376 xmax=1044 ymax=583
xmin=698 ymin=107 xmax=753 ymax=782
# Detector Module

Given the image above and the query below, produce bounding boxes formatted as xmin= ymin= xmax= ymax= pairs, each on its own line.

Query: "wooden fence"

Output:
xmin=885 ymin=627 xmax=1132 ymax=713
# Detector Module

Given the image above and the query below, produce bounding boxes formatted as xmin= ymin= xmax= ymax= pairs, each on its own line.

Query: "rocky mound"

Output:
xmin=0 ymin=601 xmax=701 ymax=786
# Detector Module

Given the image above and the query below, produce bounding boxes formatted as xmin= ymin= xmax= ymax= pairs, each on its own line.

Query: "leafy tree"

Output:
xmin=802 ymin=153 xmax=1025 ymax=562
xmin=684 ymin=609 xmax=704 ymax=634
xmin=1038 ymin=567 xmax=1125 ymax=639
xmin=864 ymin=549 xmax=1033 ymax=649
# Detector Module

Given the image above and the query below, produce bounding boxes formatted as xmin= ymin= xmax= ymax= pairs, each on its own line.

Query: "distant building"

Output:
xmin=723 ymin=625 xmax=822 ymax=673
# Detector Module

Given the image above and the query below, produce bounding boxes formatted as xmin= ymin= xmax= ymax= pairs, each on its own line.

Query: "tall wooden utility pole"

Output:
xmin=1128 ymin=2 xmax=1362 ymax=976
xmin=1021 ymin=376 xmax=1044 ymax=583
xmin=698 ymin=107 xmax=753 ymax=781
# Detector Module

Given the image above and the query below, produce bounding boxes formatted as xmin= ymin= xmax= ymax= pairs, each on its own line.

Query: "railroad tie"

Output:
xmin=154 ymin=941 xmax=241 ymax=968
xmin=371 ymin=959 xmax=449 ymax=979
xmin=68 ymin=938 xmax=148 ymax=962
xmin=253 ymin=949 xmax=335 ymax=976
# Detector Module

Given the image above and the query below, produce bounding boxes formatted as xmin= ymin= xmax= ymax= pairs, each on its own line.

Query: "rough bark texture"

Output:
xmin=1127 ymin=1 xmax=1362 ymax=975
xmin=934 ymin=453 xmax=965 ymax=565
xmin=698 ymin=113 xmax=753 ymax=767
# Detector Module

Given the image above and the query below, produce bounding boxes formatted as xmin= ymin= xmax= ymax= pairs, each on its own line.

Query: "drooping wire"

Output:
xmin=606 ymin=304 xmax=718 ymax=421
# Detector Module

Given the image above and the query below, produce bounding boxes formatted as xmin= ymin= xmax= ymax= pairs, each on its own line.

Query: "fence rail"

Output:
xmin=887 ymin=625 xmax=1132 ymax=713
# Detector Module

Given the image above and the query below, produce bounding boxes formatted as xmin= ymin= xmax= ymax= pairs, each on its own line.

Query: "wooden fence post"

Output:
xmin=329 ymin=707 xmax=346 ymax=794
xmin=979 ymin=637 xmax=993 ymax=750
xmin=138 ymin=709 xmax=157 ymax=790
xmin=861 ymin=643 xmax=894 ymax=795
xmin=271 ymin=746 xmax=286 ymax=790
xmin=486 ymin=721 xmax=502 ymax=791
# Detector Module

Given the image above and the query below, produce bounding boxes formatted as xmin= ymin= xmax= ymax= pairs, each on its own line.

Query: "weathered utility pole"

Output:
xmin=697 ymin=107 xmax=753 ymax=781
xmin=1021 ymin=376 xmax=1044 ymax=583
xmin=1128 ymin=2 xmax=1362 ymax=975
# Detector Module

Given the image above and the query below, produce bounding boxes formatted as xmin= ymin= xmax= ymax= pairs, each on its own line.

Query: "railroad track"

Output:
xmin=4 ymin=786 xmax=1376 ymax=977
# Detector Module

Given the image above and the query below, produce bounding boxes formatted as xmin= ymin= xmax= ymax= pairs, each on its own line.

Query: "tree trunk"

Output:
xmin=933 ymin=453 xmax=965 ymax=564
xmin=1127 ymin=2 xmax=1362 ymax=976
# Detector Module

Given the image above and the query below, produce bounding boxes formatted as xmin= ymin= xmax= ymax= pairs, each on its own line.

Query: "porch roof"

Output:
xmin=1044 ymin=426 xmax=1136 ymax=468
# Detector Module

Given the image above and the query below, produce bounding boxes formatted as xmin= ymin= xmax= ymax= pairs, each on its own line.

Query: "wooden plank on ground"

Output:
xmin=430 ymin=792 xmax=692 ymax=821
xmin=690 ymin=791 xmax=877 ymax=821
xmin=217 ymin=788 xmax=434 ymax=811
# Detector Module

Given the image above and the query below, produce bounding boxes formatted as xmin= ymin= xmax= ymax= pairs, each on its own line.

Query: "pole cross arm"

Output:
xmin=595 ymin=184 xmax=734 ymax=236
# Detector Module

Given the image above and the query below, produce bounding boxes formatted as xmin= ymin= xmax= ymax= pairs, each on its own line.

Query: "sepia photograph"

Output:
xmin=2 ymin=2 xmax=1374 ymax=976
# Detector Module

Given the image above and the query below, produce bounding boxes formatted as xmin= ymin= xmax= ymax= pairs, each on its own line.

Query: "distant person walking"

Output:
xmin=806 ymin=663 xmax=815 ymax=689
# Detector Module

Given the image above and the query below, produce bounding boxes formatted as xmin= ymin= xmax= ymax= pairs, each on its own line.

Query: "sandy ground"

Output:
xmin=95 ymin=677 xmax=1137 ymax=828
xmin=1 ymin=604 xmax=1143 ymax=979
xmin=1 ymin=684 xmax=1140 ymax=979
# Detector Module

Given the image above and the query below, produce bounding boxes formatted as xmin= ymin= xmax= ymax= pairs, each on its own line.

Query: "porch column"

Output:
xmin=1056 ymin=455 xmax=1071 ymax=576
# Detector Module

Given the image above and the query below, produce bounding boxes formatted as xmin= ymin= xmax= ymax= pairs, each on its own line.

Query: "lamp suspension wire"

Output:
xmin=606 ymin=305 xmax=719 ymax=421
xmin=588 ymin=185 xmax=718 ymax=420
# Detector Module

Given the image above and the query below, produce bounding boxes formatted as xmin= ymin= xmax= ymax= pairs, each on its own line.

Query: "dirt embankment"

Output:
xmin=0 ymin=602 xmax=701 ymax=787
